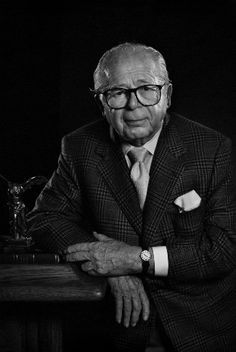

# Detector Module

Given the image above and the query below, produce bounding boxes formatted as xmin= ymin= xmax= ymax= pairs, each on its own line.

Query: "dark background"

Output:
xmin=1 ymin=0 xmax=236 ymax=234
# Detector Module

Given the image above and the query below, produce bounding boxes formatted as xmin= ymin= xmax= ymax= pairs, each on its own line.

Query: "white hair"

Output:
xmin=93 ymin=42 xmax=170 ymax=91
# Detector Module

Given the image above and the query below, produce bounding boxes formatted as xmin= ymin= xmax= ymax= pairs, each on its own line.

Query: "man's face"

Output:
xmin=99 ymin=52 xmax=171 ymax=146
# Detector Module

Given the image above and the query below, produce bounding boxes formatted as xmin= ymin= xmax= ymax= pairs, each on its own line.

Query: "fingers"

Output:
xmin=115 ymin=291 xmax=123 ymax=324
xmin=93 ymin=231 xmax=112 ymax=241
xmin=81 ymin=261 xmax=94 ymax=272
xmin=130 ymin=295 xmax=142 ymax=327
xmin=132 ymin=278 xmax=150 ymax=322
xmin=108 ymin=277 xmax=128 ymax=326
xmin=80 ymin=261 xmax=101 ymax=276
xmin=139 ymin=287 xmax=150 ymax=321
xmin=66 ymin=250 xmax=90 ymax=262
xmin=108 ymin=276 xmax=149 ymax=329
xmin=128 ymin=278 xmax=142 ymax=327
xmin=123 ymin=292 xmax=132 ymax=328
xmin=66 ymin=242 xmax=92 ymax=253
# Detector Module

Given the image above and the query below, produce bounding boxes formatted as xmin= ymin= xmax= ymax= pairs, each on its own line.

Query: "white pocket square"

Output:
xmin=174 ymin=190 xmax=201 ymax=213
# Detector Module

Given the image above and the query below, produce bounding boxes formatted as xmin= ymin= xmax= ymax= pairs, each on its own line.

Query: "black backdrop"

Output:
xmin=1 ymin=0 xmax=236 ymax=233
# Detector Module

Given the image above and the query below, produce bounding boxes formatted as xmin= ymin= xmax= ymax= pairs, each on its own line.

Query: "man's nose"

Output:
xmin=126 ymin=92 xmax=140 ymax=109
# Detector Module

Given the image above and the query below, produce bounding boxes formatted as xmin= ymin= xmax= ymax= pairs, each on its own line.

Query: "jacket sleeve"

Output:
xmin=167 ymin=137 xmax=236 ymax=281
xmin=27 ymin=135 xmax=94 ymax=253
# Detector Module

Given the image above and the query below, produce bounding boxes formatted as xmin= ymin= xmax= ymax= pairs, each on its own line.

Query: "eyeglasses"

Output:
xmin=92 ymin=84 xmax=166 ymax=110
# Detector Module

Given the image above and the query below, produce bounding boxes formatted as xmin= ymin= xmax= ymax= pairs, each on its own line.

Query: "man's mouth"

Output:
xmin=125 ymin=117 xmax=147 ymax=126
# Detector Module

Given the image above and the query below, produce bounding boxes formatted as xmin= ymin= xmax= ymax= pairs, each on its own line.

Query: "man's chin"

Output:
xmin=123 ymin=129 xmax=153 ymax=145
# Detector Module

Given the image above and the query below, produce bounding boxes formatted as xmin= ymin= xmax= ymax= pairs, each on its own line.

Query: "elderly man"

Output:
xmin=28 ymin=43 xmax=236 ymax=352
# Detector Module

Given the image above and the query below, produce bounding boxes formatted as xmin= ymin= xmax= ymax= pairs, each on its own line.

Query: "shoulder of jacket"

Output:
xmin=61 ymin=118 xmax=109 ymax=149
xmin=170 ymin=112 xmax=229 ymax=143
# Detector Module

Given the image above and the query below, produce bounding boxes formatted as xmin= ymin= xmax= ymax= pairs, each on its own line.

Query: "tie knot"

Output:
xmin=128 ymin=147 xmax=148 ymax=165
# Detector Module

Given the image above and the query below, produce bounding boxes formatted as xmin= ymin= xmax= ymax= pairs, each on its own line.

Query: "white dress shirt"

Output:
xmin=122 ymin=126 xmax=169 ymax=276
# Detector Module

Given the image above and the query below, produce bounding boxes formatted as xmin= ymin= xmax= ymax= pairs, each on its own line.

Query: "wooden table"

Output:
xmin=0 ymin=264 xmax=107 ymax=352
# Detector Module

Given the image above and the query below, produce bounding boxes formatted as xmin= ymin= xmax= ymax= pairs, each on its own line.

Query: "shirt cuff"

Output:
xmin=152 ymin=246 xmax=169 ymax=276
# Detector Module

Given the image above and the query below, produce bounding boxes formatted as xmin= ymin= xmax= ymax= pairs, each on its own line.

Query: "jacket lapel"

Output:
xmin=143 ymin=118 xmax=186 ymax=243
xmin=96 ymin=140 xmax=143 ymax=236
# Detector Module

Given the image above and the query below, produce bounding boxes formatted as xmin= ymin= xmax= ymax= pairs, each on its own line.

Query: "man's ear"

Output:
xmin=166 ymin=83 xmax=173 ymax=108
xmin=95 ymin=94 xmax=105 ymax=116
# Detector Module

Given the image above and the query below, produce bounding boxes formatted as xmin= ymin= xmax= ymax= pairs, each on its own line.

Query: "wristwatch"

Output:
xmin=140 ymin=248 xmax=151 ymax=274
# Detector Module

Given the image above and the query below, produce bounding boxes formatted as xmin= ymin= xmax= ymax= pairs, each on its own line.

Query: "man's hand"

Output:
xmin=108 ymin=275 xmax=150 ymax=328
xmin=65 ymin=232 xmax=142 ymax=276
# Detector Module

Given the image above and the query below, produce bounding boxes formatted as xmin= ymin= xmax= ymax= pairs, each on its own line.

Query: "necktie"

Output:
xmin=128 ymin=148 xmax=150 ymax=209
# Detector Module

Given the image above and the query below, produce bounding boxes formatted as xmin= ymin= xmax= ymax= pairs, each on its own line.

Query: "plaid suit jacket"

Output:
xmin=28 ymin=113 xmax=236 ymax=351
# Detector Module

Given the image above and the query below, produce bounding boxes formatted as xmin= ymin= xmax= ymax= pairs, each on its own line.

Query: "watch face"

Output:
xmin=141 ymin=250 xmax=151 ymax=261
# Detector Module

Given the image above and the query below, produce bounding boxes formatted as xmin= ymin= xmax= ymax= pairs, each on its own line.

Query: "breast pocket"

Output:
xmin=173 ymin=201 xmax=205 ymax=237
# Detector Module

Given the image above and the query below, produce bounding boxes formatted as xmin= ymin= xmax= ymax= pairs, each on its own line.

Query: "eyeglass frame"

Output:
xmin=90 ymin=83 xmax=170 ymax=110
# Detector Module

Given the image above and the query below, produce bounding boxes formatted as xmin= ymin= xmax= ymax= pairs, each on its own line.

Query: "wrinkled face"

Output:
xmin=99 ymin=52 xmax=172 ymax=146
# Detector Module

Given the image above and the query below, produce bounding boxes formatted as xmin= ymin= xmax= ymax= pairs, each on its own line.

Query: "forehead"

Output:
xmin=106 ymin=51 xmax=163 ymax=86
